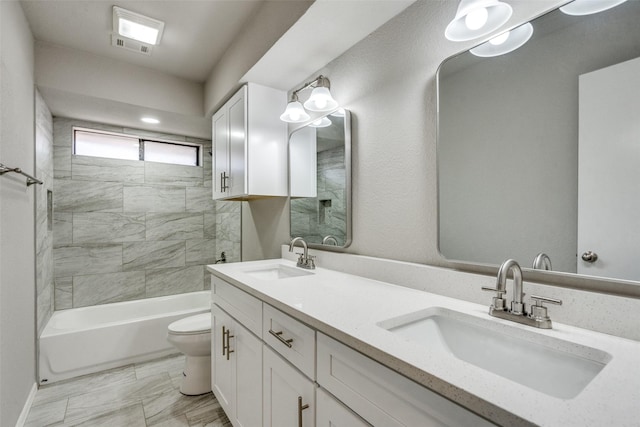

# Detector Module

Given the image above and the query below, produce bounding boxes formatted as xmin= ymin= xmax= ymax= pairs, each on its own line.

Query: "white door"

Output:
xmin=577 ymin=56 xmax=640 ymax=280
xmin=263 ymin=345 xmax=314 ymax=427
xmin=212 ymin=305 xmax=234 ymax=419
xmin=316 ymin=388 xmax=370 ymax=427
xmin=212 ymin=108 xmax=229 ymax=200
xmin=234 ymin=322 xmax=262 ymax=427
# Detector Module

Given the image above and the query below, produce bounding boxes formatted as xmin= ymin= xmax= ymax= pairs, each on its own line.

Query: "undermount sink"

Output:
xmin=244 ymin=264 xmax=314 ymax=280
xmin=377 ymin=307 xmax=611 ymax=399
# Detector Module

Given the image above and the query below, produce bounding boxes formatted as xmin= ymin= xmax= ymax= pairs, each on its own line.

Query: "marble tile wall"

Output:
xmin=291 ymin=146 xmax=347 ymax=245
xmin=214 ymin=200 xmax=242 ymax=265
xmin=35 ymin=90 xmax=54 ymax=337
xmin=52 ymin=117 xmax=229 ymax=309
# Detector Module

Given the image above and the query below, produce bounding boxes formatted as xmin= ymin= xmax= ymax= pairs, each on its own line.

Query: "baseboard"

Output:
xmin=14 ymin=382 xmax=37 ymax=427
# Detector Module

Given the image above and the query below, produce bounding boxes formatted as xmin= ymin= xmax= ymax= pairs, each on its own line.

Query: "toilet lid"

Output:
xmin=168 ymin=313 xmax=211 ymax=334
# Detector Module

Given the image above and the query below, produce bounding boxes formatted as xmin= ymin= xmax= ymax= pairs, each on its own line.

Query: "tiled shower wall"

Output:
xmin=35 ymin=90 xmax=54 ymax=336
xmin=291 ymin=146 xmax=346 ymax=245
xmin=52 ymin=117 xmax=237 ymax=310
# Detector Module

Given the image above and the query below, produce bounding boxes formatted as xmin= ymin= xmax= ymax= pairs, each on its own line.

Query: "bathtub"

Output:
xmin=39 ymin=291 xmax=210 ymax=384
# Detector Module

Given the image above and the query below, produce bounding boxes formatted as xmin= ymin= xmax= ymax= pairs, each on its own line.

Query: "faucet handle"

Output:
xmin=481 ymin=287 xmax=507 ymax=311
xmin=529 ymin=295 xmax=562 ymax=323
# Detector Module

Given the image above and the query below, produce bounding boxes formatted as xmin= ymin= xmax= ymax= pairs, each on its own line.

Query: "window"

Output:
xmin=73 ymin=128 xmax=201 ymax=166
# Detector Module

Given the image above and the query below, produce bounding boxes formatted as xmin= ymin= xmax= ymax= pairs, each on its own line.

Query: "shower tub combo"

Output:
xmin=39 ymin=291 xmax=210 ymax=384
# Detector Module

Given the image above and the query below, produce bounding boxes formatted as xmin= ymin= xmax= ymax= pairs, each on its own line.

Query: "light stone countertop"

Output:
xmin=207 ymin=259 xmax=640 ymax=427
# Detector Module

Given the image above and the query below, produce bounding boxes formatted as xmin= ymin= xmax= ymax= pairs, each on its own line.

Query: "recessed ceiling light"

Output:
xmin=141 ymin=117 xmax=160 ymax=124
xmin=113 ymin=6 xmax=165 ymax=45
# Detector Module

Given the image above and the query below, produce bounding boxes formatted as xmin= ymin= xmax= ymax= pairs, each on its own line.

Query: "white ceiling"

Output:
xmin=21 ymin=0 xmax=264 ymax=83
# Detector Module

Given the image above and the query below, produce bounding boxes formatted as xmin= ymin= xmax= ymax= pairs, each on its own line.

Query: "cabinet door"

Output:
xmin=228 ymin=86 xmax=247 ymax=197
xmin=234 ymin=322 xmax=263 ymax=427
xmin=212 ymin=305 xmax=234 ymax=418
xmin=212 ymin=107 xmax=229 ymax=199
xmin=263 ymin=345 xmax=314 ymax=427
xmin=316 ymin=388 xmax=370 ymax=427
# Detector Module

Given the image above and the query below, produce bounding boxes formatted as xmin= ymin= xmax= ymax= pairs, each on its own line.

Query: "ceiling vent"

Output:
xmin=111 ymin=34 xmax=153 ymax=56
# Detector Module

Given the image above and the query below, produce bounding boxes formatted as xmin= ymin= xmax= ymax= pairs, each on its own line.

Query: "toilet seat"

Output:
xmin=168 ymin=313 xmax=211 ymax=335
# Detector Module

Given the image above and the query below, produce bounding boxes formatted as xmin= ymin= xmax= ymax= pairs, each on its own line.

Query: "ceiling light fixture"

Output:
xmin=445 ymin=0 xmax=513 ymax=42
xmin=470 ymin=22 xmax=534 ymax=57
xmin=559 ymin=0 xmax=627 ymax=16
xmin=280 ymin=75 xmax=339 ymax=123
xmin=141 ymin=117 xmax=160 ymax=124
xmin=113 ymin=6 xmax=165 ymax=45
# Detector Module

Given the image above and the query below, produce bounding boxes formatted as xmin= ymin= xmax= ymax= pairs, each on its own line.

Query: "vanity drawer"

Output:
xmin=317 ymin=333 xmax=495 ymax=427
xmin=212 ymin=275 xmax=262 ymax=336
xmin=263 ymin=303 xmax=315 ymax=379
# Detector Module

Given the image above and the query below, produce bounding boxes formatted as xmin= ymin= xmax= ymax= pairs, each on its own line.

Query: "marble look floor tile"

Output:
xmin=63 ymin=402 xmax=146 ymax=427
xmin=24 ymin=398 xmax=68 ymax=427
xmin=143 ymin=389 xmax=217 ymax=426
xmin=134 ymin=354 xmax=185 ymax=380
xmin=64 ymin=372 xmax=173 ymax=424
xmin=147 ymin=415 xmax=190 ymax=427
xmin=34 ymin=365 xmax=137 ymax=406
xmin=185 ymin=398 xmax=231 ymax=427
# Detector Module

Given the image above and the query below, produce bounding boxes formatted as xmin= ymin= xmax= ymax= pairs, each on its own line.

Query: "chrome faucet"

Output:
xmin=532 ymin=253 xmax=552 ymax=270
xmin=289 ymin=237 xmax=315 ymax=269
xmin=482 ymin=259 xmax=562 ymax=329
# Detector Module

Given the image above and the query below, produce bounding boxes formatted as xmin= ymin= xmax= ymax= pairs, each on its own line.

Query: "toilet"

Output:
xmin=167 ymin=312 xmax=212 ymax=395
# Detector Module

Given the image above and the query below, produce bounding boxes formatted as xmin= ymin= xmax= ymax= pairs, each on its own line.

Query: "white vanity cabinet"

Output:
xmin=212 ymin=304 xmax=262 ymax=427
xmin=212 ymin=83 xmax=288 ymax=200
xmin=316 ymin=388 xmax=371 ymax=427
xmin=263 ymin=345 xmax=315 ymax=427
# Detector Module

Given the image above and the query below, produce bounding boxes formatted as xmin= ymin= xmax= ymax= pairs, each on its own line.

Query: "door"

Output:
xmin=234 ymin=322 xmax=262 ymax=427
xmin=263 ymin=345 xmax=314 ymax=427
xmin=212 ymin=305 xmax=234 ymax=418
xmin=228 ymin=86 xmax=247 ymax=197
xmin=577 ymin=56 xmax=640 ymax=280
xmin=212 ymin=108 xmax=229 ymax=199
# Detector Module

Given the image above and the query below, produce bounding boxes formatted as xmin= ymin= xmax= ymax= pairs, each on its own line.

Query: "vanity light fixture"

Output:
xmin=280 ymin=75 xmax=339 ymax=123
xmin=560 ymin=0 xmax=627 ymax=16
xmin=470 ymin=22 xmax=534 ymax=57
xmin=309 ymin=117 xmax=332 ymax=128
xmin=445 ymin=0 xmax=513 ymax=42
xmin=113 ymin=6 xmax=165 ymax=45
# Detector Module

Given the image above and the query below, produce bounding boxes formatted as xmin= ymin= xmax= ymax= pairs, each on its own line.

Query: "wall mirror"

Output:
xmin=438 ymin=1 xmax=640 ymax=294
xmin=289 ymin=109 xmax=351 ymax=249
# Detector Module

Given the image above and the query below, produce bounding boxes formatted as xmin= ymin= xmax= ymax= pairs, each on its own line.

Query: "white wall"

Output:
xmin=0 ymin=1 xmax=37 ymax=425
xmin=275 ymin=0 xmax=567 ymax=265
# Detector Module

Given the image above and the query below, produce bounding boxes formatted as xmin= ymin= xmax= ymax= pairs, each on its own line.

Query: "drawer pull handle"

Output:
xmin=222 ymin=325 xmax=227 ymax=356
xmin=269 ymin=329 xmax=293 ymax=348
xmin=298 ymin=396 xmax=309 ymax=427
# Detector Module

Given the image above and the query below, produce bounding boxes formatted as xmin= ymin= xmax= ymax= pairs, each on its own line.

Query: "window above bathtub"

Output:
xmin=73 ymin=128 xmax=201 ymax=167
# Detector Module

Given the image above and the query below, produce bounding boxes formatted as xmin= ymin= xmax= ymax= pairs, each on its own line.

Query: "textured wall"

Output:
xmin=35 ymin=90 xmax=54 ymax=337
xmin=52 ymin=117 xmax=217 ymax=309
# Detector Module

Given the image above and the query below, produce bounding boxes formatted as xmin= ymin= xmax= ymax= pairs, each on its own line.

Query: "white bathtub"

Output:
xmin=39 ymin=291 xmax=210 ymax=384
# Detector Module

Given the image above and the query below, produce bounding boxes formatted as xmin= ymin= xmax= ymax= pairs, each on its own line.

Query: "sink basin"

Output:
xmin=244 ymin=264 xmax=314 ymax=280
xmin=377 ymin=307 xmax=611 ymax=399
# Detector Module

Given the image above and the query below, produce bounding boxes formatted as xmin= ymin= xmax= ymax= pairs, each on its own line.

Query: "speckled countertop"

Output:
xmin=207 ymin=259 xmax=640 ymax=427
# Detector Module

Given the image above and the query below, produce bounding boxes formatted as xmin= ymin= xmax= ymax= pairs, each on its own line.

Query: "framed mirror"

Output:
xmin=289 ymin=109 xmax=351 ymax=249
xmin=438 ymin=1 xmax=640 ymax=293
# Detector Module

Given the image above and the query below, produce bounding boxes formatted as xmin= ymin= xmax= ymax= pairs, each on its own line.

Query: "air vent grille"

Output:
xmin=111 ymin=34 xmax=153 ymax=56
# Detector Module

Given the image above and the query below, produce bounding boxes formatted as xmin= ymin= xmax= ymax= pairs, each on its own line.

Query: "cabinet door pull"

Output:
xmin=268 ymin=329 xmax=293 ymax=348
xmin=225 ymin=327 xmax=235 ymax=361
xmin=222 ymin=325 xmax=227 ymax=356
xmin=298 ymin=396 xmax=309 ymax=427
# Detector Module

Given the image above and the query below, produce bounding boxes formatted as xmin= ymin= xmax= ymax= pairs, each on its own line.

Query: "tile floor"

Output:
xmin=25 ymin=355 xmax=232 ymax=427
